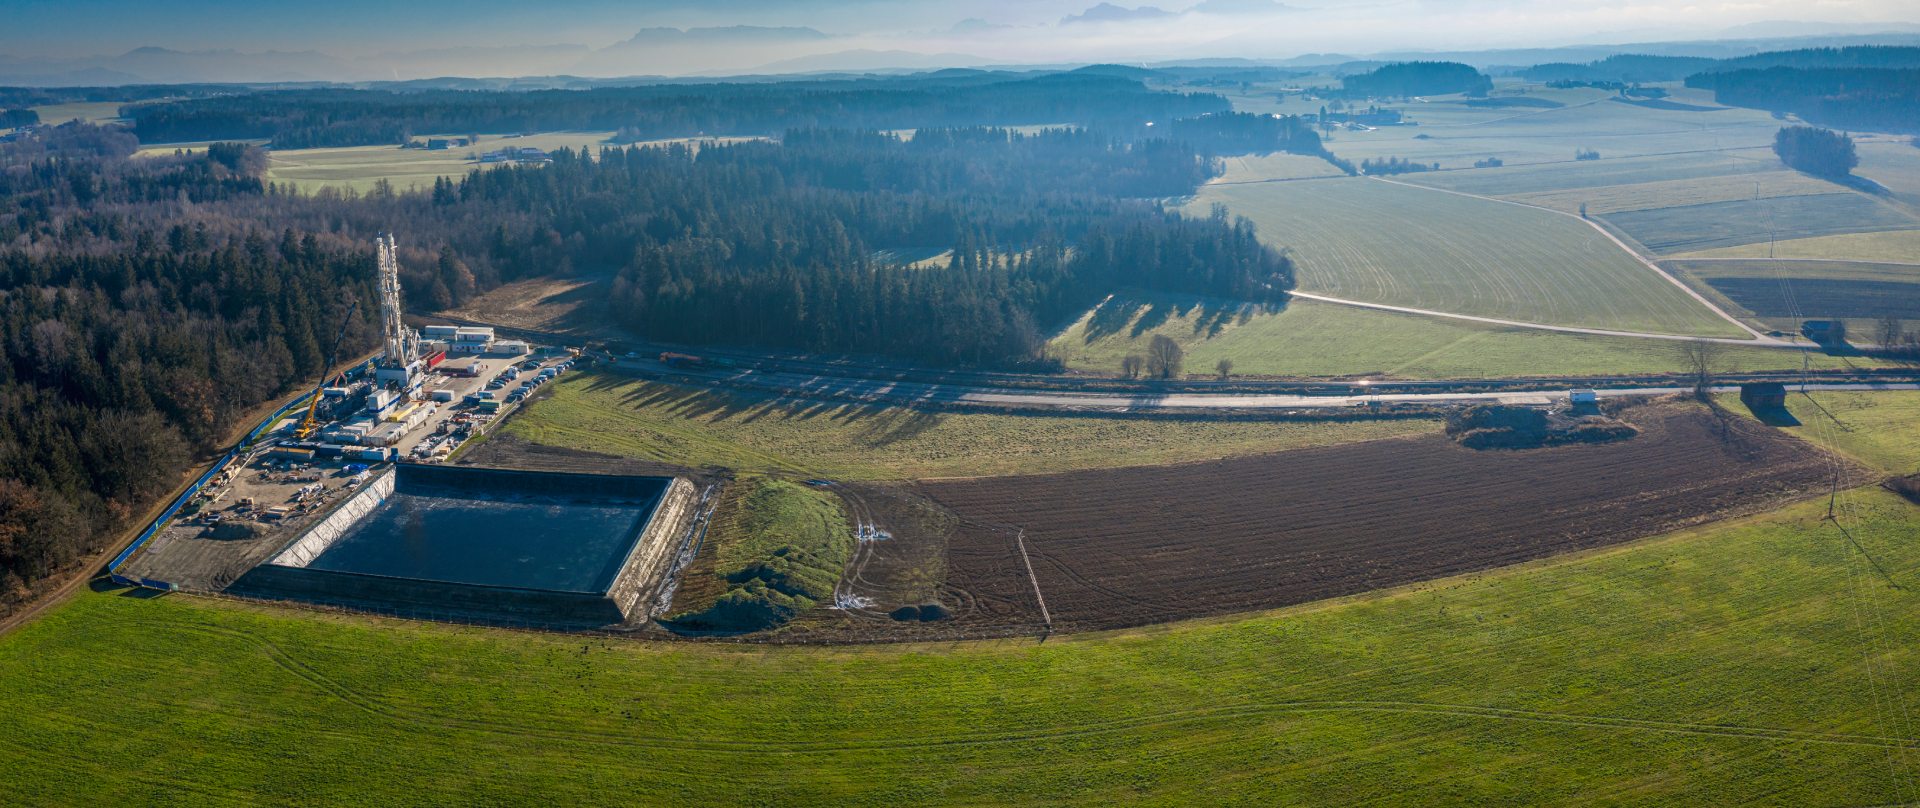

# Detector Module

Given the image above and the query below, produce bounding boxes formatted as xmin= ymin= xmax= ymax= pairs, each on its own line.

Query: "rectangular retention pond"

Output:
xmin=232 ymin=464 xmax=696 ymax=628
xmin=304 ymin=484 xmax=660 ymax=593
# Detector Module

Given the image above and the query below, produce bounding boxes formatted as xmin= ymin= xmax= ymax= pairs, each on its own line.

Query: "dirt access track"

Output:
xmin=917 ymin=403 xmax=1850 ymax=634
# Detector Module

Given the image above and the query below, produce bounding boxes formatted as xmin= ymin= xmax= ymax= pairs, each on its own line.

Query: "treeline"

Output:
xmin=1360 ymin=156 xmax=1436 ymax=175
xmin=1523 ymin=46 xmax=1920 ymax=84
xmin=0 ymin=238 xmax=379 ymax=595
xmin=1152 ymin=112 xmax=1326 ymax=156
xmin=572 ymin=129 xmax=1291 ymax=364
xmin=0 ymin=109 xmax=35 ymax=128
xmin=1523 ymin=55 xmax=1718 ymax=84
xmin=125 ymin=73 xmax=1229 ymax=148
xmin=1687 ymin=67 xmax=1920 ymax=132
xmin=1340 ymin=62 xmax=1491 ymax=98
xmin=1773 ymin=126 xmax=1858 ymax=177
xmin=0 ymin=84 xmax=235 ymax=109
xmin=0 ymin=143 xmax=382 ymax=596
xmin=622 ymin=211 xmax=1285 ymax=366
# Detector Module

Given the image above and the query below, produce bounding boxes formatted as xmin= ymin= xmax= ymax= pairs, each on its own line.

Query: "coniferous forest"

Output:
xmin=125 ymin=73 xmax=1229 ymax=148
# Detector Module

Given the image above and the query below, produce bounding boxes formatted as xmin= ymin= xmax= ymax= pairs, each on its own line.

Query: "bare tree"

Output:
xmin=1120 ymin=354 xmax=1145 ymax=379
xmin=1677 ymin=339 xmax=1723 ymax=400
xmin=1215 ymin=358 xmax=1234 ymax=379
xmin=1878 ymin=315 xmax=1904 ymax=351
xmin=1146 ymin=335 xmax=1185 ymax=380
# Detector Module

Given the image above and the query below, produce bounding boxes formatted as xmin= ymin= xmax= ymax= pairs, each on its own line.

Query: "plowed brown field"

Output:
xmin=919 ymin=404 xmax=1847 ymax=633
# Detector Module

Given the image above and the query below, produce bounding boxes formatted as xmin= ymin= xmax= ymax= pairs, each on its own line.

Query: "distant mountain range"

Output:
xmin=4 ymin=21 xmax=1920 ymax=87
xmin=0 ymin=46 xmax=361 ymax=85
xmin=0 ymin=26 xmax=847 ymax=85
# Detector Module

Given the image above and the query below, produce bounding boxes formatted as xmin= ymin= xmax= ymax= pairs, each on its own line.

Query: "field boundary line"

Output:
xmin=1368 ymin=175 xmax=1777 ymax=342
xmin=1011 ymin=530 xmax=1052 ymax=633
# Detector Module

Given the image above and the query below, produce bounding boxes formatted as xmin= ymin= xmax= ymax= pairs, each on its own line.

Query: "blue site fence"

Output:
xmin=107 ymin=358 xmax=377 ymax=589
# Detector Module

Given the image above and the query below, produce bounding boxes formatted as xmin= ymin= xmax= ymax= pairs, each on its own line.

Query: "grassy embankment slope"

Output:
xmin=500 ymin=372 xmax=1439 ymax=479
xmin=667 ymin=478 xmax=851 ymax=630
xmin=1050 ymin=294 xmax=1877 ymax=379
xmin=3 ymin=393 xmax=1918 ymax=804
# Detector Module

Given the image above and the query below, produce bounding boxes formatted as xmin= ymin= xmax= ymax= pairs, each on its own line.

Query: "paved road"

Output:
xmin=621 ymin=358 xmax=1920 ymax=412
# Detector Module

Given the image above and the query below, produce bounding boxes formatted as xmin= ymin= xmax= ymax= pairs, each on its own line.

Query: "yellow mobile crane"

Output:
xmin=294 ymin=299 xmax=360 ymax=441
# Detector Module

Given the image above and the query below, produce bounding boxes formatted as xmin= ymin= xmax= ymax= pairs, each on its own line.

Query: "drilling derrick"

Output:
xmin=376 ymin=233 xmax=418 ymax=368
xmin=372 ymin=233 xmax=422 ymax=393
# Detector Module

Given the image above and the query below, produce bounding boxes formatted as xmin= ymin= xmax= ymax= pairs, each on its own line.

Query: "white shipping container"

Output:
xmin=364 ymin=423 xmax=407 ymax=446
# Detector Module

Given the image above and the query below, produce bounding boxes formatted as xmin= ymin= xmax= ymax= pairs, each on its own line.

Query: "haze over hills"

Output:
xmin=2 ymin=0 xmax=1918 ymax=84
xmin=6 ymin=30 xmax=1920 ymax=87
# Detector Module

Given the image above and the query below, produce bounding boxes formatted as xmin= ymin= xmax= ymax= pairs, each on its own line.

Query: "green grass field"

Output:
xmin=1668 ymin=259 xmax=1920 ymax=335
xmin=1188 ymin=175 xmax=1745 ymax=336
xmin=1504 ymin=169 xmax=1843 ymax=216
xmin=1677 ymin=229 xmax=1920 ymax=263
xmin=1209 ymin=152 xmax=1347 ymax=182
xmin=28 ymin=100 xmax=128 ymax=125
xmin=1745 ymin=390 xmax=1920 ymax=476
xmin=4 ymin=464 xmax=1917 ymax=803
xmin=261 ymin=132 xmax=617 ymax=194
xmin=1602 ymin=193 xmax=1920 ymax=255
xmin=1321 ymin=89 xmax=1781 ymax=168
xmin=1050 ymin=294 xmax=1881 ymax=379
xmin=1855 ymin=138 xmax=1920 ymax=202
xmin=500 ymin=372 xmax=1437 ymax=479
xmin=258 ymin=133 xmax=762 ymax=194
xmin=1403 ymin=149 xmax=1784 ymax=197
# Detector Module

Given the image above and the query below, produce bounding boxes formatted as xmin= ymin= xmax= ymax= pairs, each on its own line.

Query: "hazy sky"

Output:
xmin=6 ymin=0 xmax=1920 ymax=72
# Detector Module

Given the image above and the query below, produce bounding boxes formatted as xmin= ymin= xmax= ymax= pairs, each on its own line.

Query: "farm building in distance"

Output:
xmin=1802 ymin=320 xmax=1848 ymax=346
xmin=1740 ymin=382 xmax=1789 ymax=410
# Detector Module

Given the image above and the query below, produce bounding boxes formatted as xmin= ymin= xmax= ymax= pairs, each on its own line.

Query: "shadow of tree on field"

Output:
xmin=1082 ymin=296 xmax=1146 ymax=343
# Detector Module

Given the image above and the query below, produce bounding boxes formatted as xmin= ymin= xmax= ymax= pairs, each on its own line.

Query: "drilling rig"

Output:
xmin=371 ymin=233 xmax=422 ymax=394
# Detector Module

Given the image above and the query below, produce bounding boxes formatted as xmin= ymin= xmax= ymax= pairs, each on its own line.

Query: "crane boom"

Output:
xmin=295 ymin=299 xmax=360 ymax=440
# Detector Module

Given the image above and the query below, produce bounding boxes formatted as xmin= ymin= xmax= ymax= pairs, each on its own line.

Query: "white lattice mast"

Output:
xmin=375 ymin=233 xmax=417 ymax=367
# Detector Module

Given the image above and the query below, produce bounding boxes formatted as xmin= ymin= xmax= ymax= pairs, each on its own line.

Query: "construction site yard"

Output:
xmin=114 ymin=349 xmax=581 ymax=595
